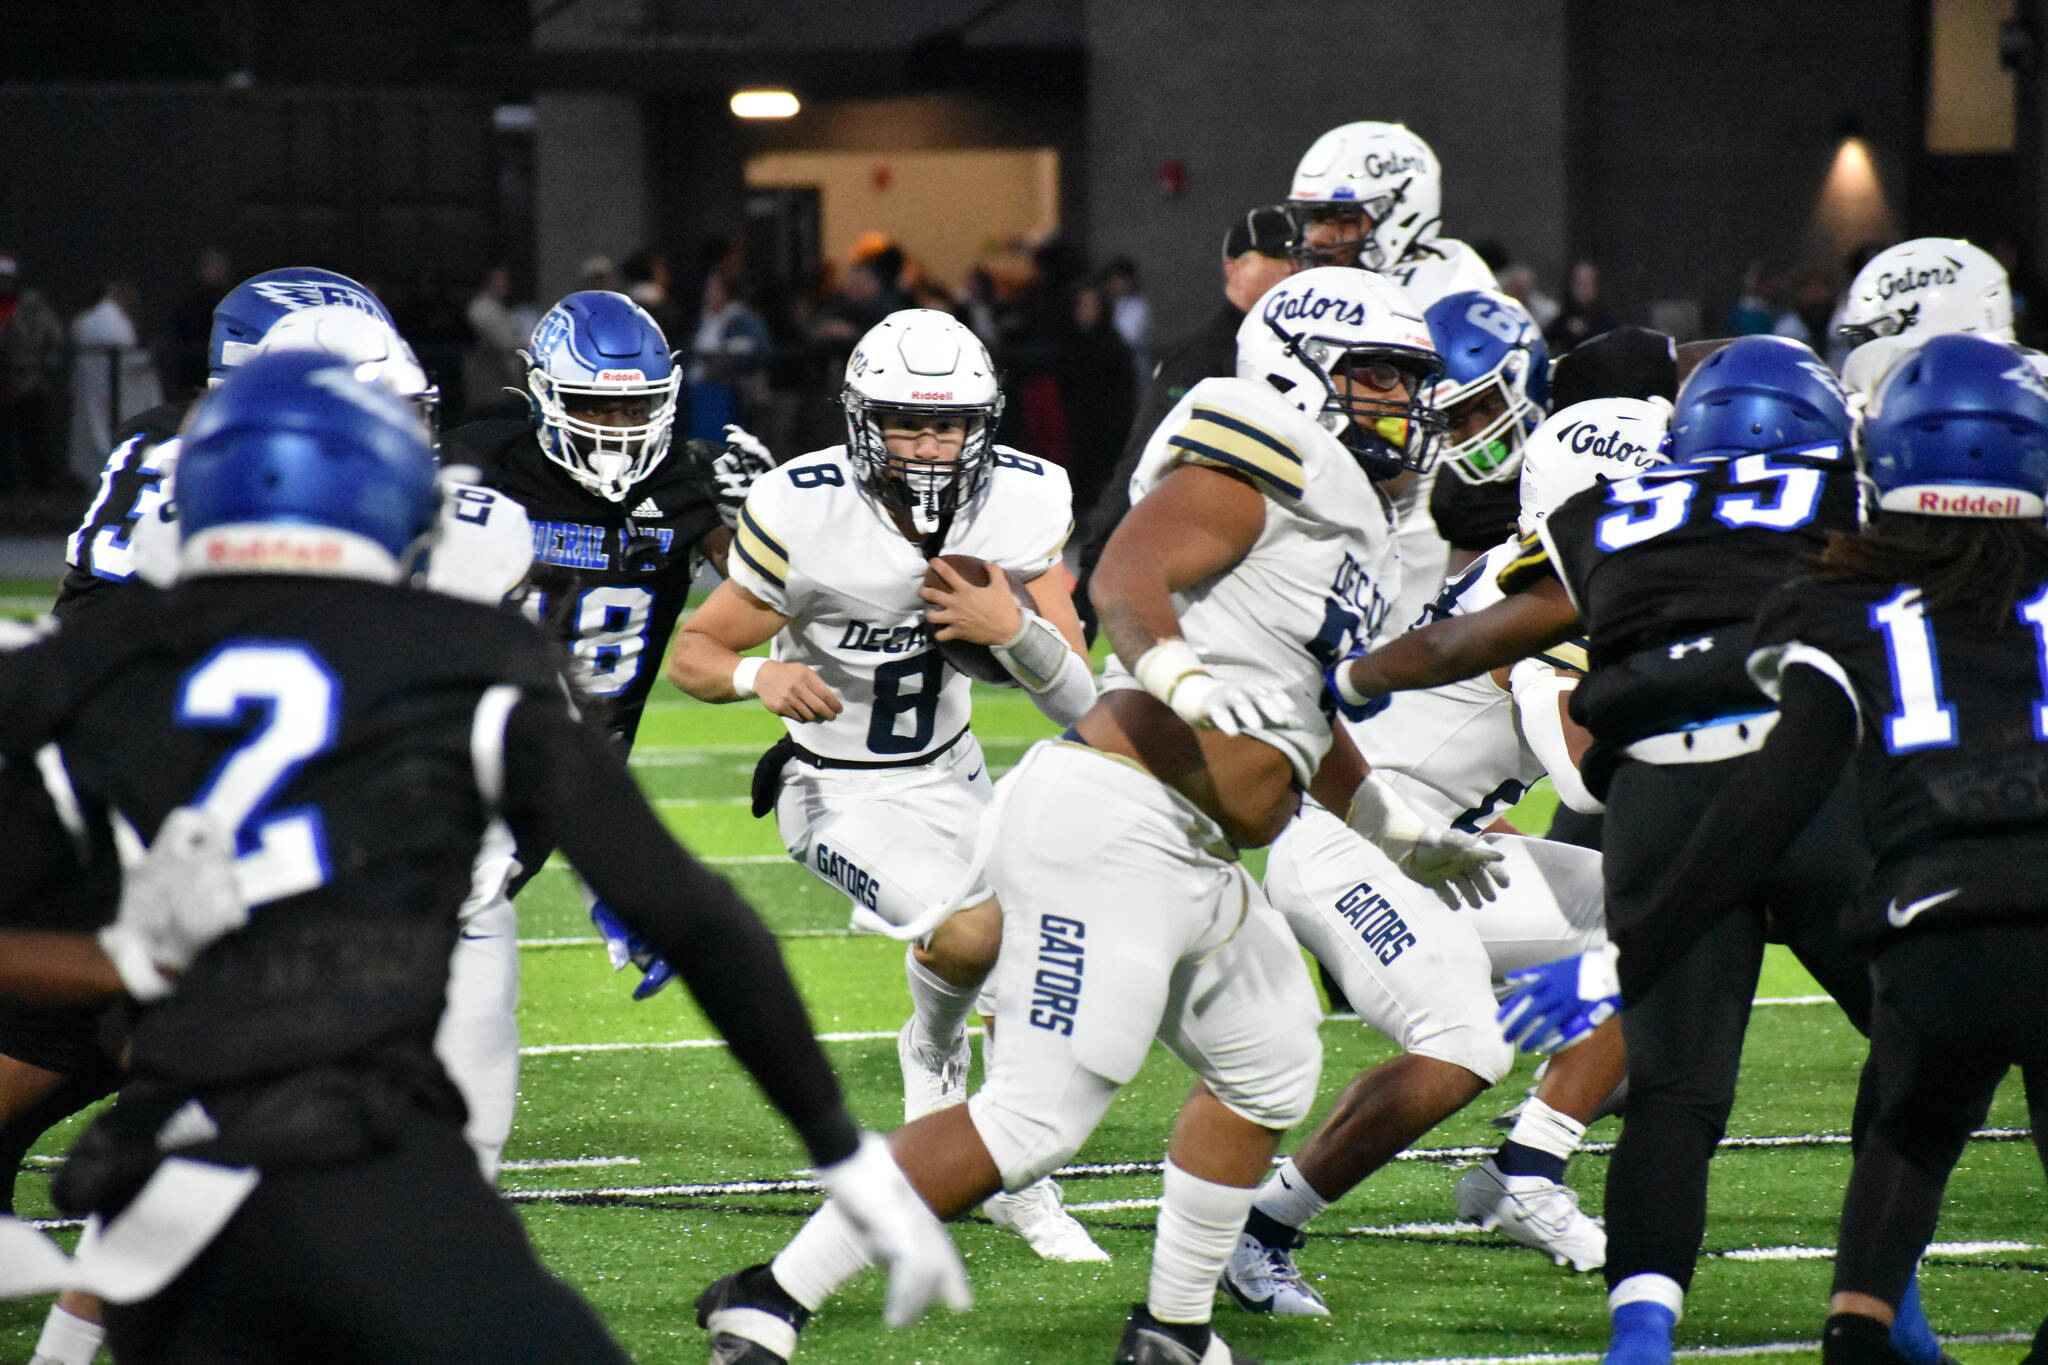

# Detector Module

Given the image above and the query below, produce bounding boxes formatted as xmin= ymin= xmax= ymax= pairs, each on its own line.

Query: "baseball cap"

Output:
xmin=1224 ymin=207 xmax=1295 ymax=260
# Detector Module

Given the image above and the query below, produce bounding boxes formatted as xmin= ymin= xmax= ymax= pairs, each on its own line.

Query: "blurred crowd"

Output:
xmin=4 ymin=227 xmax=2040 ymax=534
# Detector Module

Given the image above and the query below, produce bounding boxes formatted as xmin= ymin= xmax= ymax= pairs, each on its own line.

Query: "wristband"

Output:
xmin=1330 ymin=654 xmax=1372 ymax=709
xmin=1133 ymin=639 xmax=1207 ymax=709
xmin=732 ymin=656 xmax=767 ymax=699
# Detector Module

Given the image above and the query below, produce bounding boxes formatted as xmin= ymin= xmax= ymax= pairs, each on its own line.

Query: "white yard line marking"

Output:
xmin=498 ymin=1156 xmax=641 ymax=1172
xmin=1348 ymin=1332 xmax=2030 ymax=1365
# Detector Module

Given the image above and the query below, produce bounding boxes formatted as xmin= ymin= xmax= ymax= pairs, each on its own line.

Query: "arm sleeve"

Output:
xmin=1611 ymin=662 xmax=1856 ymax=998
xmin=502 ymin=696 xmax=859 ymax=1167
xmin=1509 ymin=658 xmax=1603 ymax=814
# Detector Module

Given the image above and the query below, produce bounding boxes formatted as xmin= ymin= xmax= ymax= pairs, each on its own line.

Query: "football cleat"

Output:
xmin=897 ymin=1018 xmax=971 ymax=1122
xmin=983 ymin=1177 xmax=1111 ymax=1263
xmin=1114 ymin=1304 xmax=1258 ymax=1364
xmin=1220 ymin=1232 xmax=1328 ymax=1316
xmin=695 ymin=1263 xmax=810 ymax=1364
xmin=1455 ymin=1158 xmax=1605 ymax=1271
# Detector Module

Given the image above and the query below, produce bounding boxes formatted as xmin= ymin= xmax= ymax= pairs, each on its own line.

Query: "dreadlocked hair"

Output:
xmin=1811 ymin=513 xmax=2048 ymax=628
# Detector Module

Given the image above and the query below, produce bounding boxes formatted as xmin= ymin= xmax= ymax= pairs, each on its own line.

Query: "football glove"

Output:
xmin=1323 ymin=652 xmax=1391 ymax=723
xmin=590 ymin=900 xmax=677 ymax=1001
xmin=685 ymin=424 xmax=776 ymax=529
xmin=818 ymin=1133 xmax=971 ymax=1329
xmin=98 ymin=807 xmax=247 ymax=1002
xmin=1134 ymin=640 xmax=1300 ymax=737
xmin=1345 ymin=774 xmax=1509 ymax=909
xmin=1497 ymin=942 xmax=1621 ymax=1054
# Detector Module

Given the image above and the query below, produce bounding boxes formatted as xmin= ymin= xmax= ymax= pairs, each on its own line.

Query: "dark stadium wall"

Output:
xmin=1081 ymin=1 xmax=1574 ymax=344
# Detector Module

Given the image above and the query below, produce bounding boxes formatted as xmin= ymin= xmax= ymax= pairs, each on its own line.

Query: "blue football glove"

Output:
xmin=590 ymin=900 xmax=677 ymax=1001
xmin=1323 ymin=654 xmax=1390 ymax=723
xmin=1497 ymin=943 xmax=1621 ymax=1054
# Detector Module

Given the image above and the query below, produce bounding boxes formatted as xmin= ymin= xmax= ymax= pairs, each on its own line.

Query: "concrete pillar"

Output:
xmin=534 ymin=92 xmax=648 ymax=304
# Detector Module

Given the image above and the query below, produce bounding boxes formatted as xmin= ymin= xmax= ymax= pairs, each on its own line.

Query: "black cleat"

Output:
xmin=1113 ymin=1303 xmax=1258 ymax=1364
xmin=695 ymin=1263 xmax=811 ymax=1364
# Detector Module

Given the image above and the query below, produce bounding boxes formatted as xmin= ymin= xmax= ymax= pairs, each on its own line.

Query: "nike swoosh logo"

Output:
xmin=458 ymin=931 xmax=499 ymax=941
xmin=966 ymin=768 xmax=984 ymax=781
xmin=1886 ymin=888 xmax=1961 ymax=929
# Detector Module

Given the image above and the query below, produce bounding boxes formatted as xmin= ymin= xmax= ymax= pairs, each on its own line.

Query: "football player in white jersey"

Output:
xmin=1837 ymin=237 xmax=2018 ymax=404
xmin=664 ymin=308 xmax=1104 ymax=1263
xmin=689 ymin=268 xmax=1506 ymax=1365
xmin=1225 ymin=396 xmax=1671 ymax=1316
xmin=1282 ymin=121 xmax=1503 ymax=637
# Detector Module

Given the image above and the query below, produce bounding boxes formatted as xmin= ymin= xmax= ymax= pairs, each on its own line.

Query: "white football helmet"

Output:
xmin=1517 ymin=397 xmax=1673 ymax=536
xmin=1237 ymin=266 xmax=1447 ymax=476
xmin=253 ymin=304 xmax=440 ymax=445
xmin=1838 ymin=238 xmax=2014 ymax=347
xmin=842 ymin=309 xmax=1004 ymax=537
xmin=1286 ymin=122 xmax=1443 ymax=272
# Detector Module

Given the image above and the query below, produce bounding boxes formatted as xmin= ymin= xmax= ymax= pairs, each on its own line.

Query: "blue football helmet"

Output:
xmin=1425 ymin=289 xmax=1550 ymax=484
xmin=1668 ymin=334 xmax=1851 ymax=463
xmin=523 ymin=290 xmax=680 ymax=502
xmin=179 ymin=350 xmax=439 ymax=576
xmin=208 ymin=268 xmax=393 ymax=381
xmin=1862 ymin=332 xmax=2048 ymax=519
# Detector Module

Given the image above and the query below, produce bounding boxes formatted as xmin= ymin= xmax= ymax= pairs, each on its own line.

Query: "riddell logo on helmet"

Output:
xmin=597 ymin=369 xmax=644 ymax=382
xmin=1917 ymin=489 xmax=2026 ymax=517
xmin=909 ymin=390 xmax=954 ymax=400
xmin=205 ymin=536 xmax=344 ymax=568
xmin=1875 ymin=260 xmax=1962 ymax=301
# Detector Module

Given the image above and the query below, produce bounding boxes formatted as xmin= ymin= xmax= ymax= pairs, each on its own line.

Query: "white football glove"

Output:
xmin=1346 ymin=774 xmax=1509 ymax=909
xmin=1134 ymin=640 xmax=1300 ymax=737
xmin=817 ymin=1133 xmax=971 ymax=1329
xmin=97 ymin=807 xmax=248 ymax=1002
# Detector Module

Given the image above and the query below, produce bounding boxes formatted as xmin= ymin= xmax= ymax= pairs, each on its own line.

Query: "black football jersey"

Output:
xmin=445 ymin=420 xmax=721 ymax=747
xmin=1753 ymin=574 xmax=2048 ymax=938
xmin=0 ymin=577 xmax=572 ymax=1089
xmin=55 ymin=400 xmax=191 ymax=617
xmin=1506 ymin=444 xmax=1859 ymax=743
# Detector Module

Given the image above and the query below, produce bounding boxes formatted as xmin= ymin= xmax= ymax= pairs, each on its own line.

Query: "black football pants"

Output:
xmin=1832 ymin=924 xmax=2048 ymax=1307
xmin=105 ymin=1114 xmax=632 ymax=1364
xmin=1599 ymin=753 xmax=1875 ymax=1293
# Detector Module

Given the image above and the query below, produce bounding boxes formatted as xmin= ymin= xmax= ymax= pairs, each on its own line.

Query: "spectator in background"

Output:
xmin=1102 ymin=256 xmax=1152 ymax=391
xmin=1056 ymin=281 xmax=1137 ymax=520
xmin=1544 ymin=259 xmax=1618 ymax=352
xmin=1772 ymin=265 xmax=1841 ymax=354
xmin=0 ymin=253 xmax=67 ymax=495
xmin=623 ymin=247 xmax=682 ymax=342
xmin=161 ymin=245 xmax=231 ymax=399
xmin=463 ymin=264 xmax=528 ymax=421
xmin=1729 ymin=262 xmax=1783 ymax=336
xmin=686 ymin=270 xmax=773 ymax=440
xmin=1069 ymin=206 xmax=1298 ymax=636
xmin=1499 ymin=261 xmax=1561 ymax=331
xmin=579 ymin=254 xmax=620 ymax=293
xmin=67 ymin=280 xmax=161 ymax=485
xmin=957 ymin=266 xmax=1003 ymax=349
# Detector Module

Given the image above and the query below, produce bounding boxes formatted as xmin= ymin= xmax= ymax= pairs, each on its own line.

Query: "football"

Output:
xmin=923 ymin=553 xmax=1034 ymax=686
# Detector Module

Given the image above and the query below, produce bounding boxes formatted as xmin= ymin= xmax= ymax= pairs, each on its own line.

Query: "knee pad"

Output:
xmin=1407 ymin=1022 xmax=1514 ymax=1088
xmin=1210 ymin=1030 xmax=1324 ymax=1133
xmin=805 ymin=805 xmax=976 ymax=942
xmin=967 ymin=1067 xmax=1119 ymax=1191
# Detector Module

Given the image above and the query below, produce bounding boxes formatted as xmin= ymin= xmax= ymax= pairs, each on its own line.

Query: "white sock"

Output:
xmin=1252 ymin=1156 xmax=1330 ymax=1232
xmin=1148 ymin=1159 xmax=1261 ymax=1324
xmin=1609 ymin=1272 xmax=1686 ymax=1320
xmin=771 ymin=1201 xmax=877 ymax=1312
xmin=1506 ymin=1097 xmax=1587 ymax=1163
xmin=32 ymin=1305 xmax=104 ymax=1365
xmin=905 ymin=950 xmax=979 ymax=1053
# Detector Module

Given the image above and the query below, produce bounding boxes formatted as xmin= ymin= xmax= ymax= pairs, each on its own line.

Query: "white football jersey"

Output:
xmin=1349 ymin=536 xmax=1582 ymax=829
xmin=728 ymin=444 xmax=1073 ymax=763
xmin=1102 ymin=376 xmax=1400 ymax=787
xmin=1384 ymin=238 xmax=1500 ymax=310
xmin=117 ymin=444 xmax=534 ymax=605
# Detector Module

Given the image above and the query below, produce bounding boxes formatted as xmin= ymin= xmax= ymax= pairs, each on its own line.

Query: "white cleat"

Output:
xmin=1220 ymin=1232 xmax=1328 ymax=1316
xmin=897 ymin=1018 xmax=970 ymax=1122
xmin=983 ymin=1177 xmax=1111 ymax=1262
xmin=1455 ymin=1158 xmax=1606 ymax=1271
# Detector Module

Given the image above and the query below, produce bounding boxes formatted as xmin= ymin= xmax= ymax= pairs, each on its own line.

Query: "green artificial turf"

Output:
xmin=0 ymin=588 xmax=2038 ymax=1364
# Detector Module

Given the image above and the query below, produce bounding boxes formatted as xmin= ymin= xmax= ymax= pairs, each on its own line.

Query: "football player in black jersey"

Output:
xmin=441 ymin=289 xmax=775 ymax=998
xmin=1509 ymin=335 xmax=2048 ymax=1365
xmin=1328 ymin=337 xmax=1949 ymax=1365
xmin=0 ymin=350 xmax=963 ymax=1364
